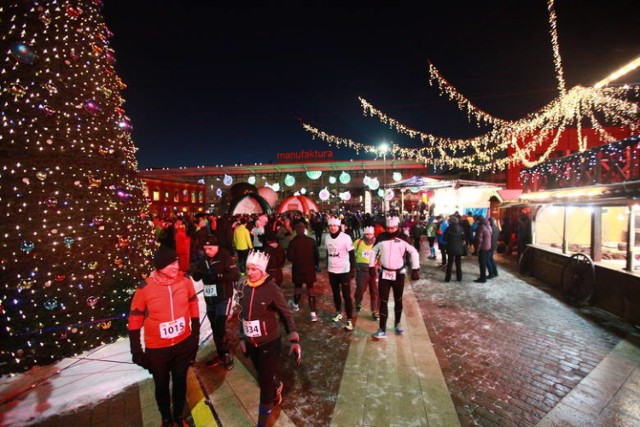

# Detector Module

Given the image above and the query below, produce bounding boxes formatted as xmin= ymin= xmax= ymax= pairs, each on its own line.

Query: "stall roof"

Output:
xmin=388 ymin=175 xmax=504 ymax=190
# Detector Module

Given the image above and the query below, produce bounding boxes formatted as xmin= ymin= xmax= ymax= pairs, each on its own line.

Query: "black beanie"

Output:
xmin=154 ymin=245 xmax=178 ymax=270
xmin=202 ymin=235 xmax=219 ymax=247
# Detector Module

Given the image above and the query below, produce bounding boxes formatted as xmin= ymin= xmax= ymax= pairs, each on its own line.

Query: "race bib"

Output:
xmin=203 ymin=284 xmax=218 ymax=297
xmin=362 ymin=250 xmax=373 ymax=260
xmin=382 ymin=269 xmax=397 ymax=281
xmin=159 ymin=317 xmax=186 ymax=339
xmin=242 ymin=320 xmax=262 ymax=338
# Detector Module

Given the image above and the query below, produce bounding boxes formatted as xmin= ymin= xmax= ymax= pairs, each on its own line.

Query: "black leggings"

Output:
xmin=146 ymin=335 xmax=195 ymax=420
xmin=378 ymin=274 xmax=405 ymax=331
xmin=328 ymin=272 xmax=353 ymax=319
xmin=247 ymin=338 xmax=282 ymax=404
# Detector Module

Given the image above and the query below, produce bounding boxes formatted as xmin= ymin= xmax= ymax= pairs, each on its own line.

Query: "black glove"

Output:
xmin=369 ymin=267 xmax=377 ymax=278
xmin=132 ymin=352 xmax=150 ymax=369
xmin=411 ymin=269 xmax=420 ymax=280
xmin=288 ymin=332 xmax=302 ymax=365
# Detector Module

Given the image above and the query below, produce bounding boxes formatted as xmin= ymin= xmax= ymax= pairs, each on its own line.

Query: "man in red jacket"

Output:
xmin=128 ymin=245 xmax=200 ymax=427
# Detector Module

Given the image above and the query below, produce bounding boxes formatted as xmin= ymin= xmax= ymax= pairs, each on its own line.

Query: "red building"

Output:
xmin=141 ymin=177 xmax=206 ymax=218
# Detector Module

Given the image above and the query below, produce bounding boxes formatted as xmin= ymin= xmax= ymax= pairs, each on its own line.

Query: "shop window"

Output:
xmin=565 ymin=206 xmax=592 ymax=254
xmin=600 ymin=206 xmax=628 ymax=270
xmin=191 ymin=191 xmax=197 ymax=203
xmin=535 ymin=205 xmax=564 ymax=252
xmin=198 ymin=191 xmax=204 ymax=203
xmin=153 ymin=189 xmax=160 ymax=201
xmin=164 ymin=191 xmax=170 ymax=201
xmin=182 ymin=189 xmax=189 ymax=202
xmin=174 ymin=191 xmax=180 ymax=202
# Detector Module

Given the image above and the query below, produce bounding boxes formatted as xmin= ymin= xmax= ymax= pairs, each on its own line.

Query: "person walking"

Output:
xmin=324 ymin=216 xmax=356 ymax=331
xmin=443 ymin=216 xmax=465 ymax=282
xmin=191 ymin=235 xmax=240 ymax=370
xmin=436 ymin=215 xmax=449 ymax=267
xmin=287 ymin=221 xmax=321 ymax=321
xmin=128 ymin=245 xmax=200 ymax=427
xmin=263 ymin=232 xmax=286 ymax=287
xmin=425 ymin=217 xmax=438 ymax=259
xmin=353 ymin=226 xmax=379 ymax=320
xmin=371 ymin=216 xmax=420 ymax=340
xmin=238 ymin=250 xmax=302 ymax=427
xmin=233 ymin=217 xmax=253 ymax=273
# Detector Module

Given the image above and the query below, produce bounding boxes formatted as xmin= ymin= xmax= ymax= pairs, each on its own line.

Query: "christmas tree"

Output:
xmin=0 ymin=1 xmax=155 ymax=375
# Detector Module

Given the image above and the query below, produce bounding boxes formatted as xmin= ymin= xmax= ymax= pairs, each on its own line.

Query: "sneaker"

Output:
xmin=223 ymin=353 xmax=234 ymax=370
xmin=394 ymin=324 xmax=404 ymax=335
xmin=355 ymin=302 xmax=362 ymax=312
xmin=331 ymin=312 xmax=343 ymax=322
xmin=288 ymin=300 xmax=300 ymax=312
xmin=372 ymin=329 xmax=387 ymax=340
xmin=372 ymin=311 xmax=379 ymax=321
xmin=273 ymin=380 xmax=284 ymax=406
xmin=310 ymin=311 xmax=319 ymax=322
xmin=344 ymin=320 xmax=353 ymax=331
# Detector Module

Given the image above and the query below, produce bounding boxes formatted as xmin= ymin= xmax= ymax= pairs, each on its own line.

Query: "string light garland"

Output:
xmin=303 ymin=3 xmax=640 ymax=173
xmin=1 ymin=1 xmax=155 ymax=374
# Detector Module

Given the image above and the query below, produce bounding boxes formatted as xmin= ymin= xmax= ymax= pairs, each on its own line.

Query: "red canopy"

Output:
xmin=277 ymin=195 xmax=320 ymax=215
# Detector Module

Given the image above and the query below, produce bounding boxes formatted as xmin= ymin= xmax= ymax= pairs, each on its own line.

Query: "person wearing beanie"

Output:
xmin=191 ymin=235 xmax=240 ymax=370
xmin=128 ymin=245 xmax=200 ymax=427
xmin=353 ymin=226 xmax=380 ymax=320
xmin=325 ymin=216 xmax=357 ymax=331
xmin=371 ymin=217 xmax=420 ymax=340
xmin=239 ymin=250 xmax=302 ymax=427
xmin=443 ymin=216 xmax=466 ymax=282
xmin=287 ymin=221 xmax=321 ymax=321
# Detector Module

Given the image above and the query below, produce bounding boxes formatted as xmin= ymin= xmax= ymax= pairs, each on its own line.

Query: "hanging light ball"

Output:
xmin=319 ymin=187 xmax=330 ymax=201
xmin=339 ymin=171 xmax=351 ymax=184
xmin=306 ymin=171 xmax=322 ymax=180
xmin=284 ymin=174 xmax=295 ymax=186
xmin=248 ymin=176 xmax=256 ymax=185
xmin=329 ymin=176 xmax=337 ymax=184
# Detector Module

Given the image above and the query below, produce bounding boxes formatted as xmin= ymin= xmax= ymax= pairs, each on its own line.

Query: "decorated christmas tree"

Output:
xmin=0 ymin=1 xmax=155 ymax=375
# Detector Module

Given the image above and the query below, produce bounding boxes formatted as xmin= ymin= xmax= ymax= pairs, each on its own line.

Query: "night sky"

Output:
xmin=102 ymin=1 xmax=640 ymax=169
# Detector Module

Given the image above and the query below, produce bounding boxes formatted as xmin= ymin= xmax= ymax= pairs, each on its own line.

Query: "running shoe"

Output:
xmin=331 ymin=312 xmax=343 ymax=322
xmin=372 ymin=311 xmax=379 ymax=320
xmin=310 ymin=311 xmax=319 ymax=322
xmin=288 ymin=300 xmax=300 ymax=312
xmin=223 ymin=353 xmax=234 ymax=370
xmin=372 ymin=329 xmax=387 ymax=340
xmin=395 ymin=324 xmax=404 ymax=335
xmin=344 ymin=320 xmax=353 ymax=331
xmin=355 ymin=302 xmax=362 ymax=312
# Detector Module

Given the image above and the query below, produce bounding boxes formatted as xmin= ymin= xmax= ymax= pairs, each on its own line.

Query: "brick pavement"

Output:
xmin=5 ymin=244 xmax=640 ymax=426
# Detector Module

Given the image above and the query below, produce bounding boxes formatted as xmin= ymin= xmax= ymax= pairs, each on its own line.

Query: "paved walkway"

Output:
xmin=3 ymin=249 xmax=640 ymax=426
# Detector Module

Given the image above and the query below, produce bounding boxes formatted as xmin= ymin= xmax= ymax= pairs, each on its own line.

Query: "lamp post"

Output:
xmin=379 ymin=142 xmax=389 ymax=215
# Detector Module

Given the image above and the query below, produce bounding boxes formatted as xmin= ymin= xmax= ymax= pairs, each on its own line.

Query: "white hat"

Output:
xmin=246 ymin=250 xmax=270 ymax=272
xmin=386 ymin=216 xmax=399 ymax=227
xmin=328 ymin=217 xmax=341 ymax=226
xmin=363 ymin=226 xmax=374 ymax=234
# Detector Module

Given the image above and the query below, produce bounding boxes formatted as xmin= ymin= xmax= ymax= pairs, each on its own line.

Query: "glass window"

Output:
xmin=600 ymin=206 xmax=628 ymax=270
xmin=535 ymin=205 xmax=565 ymax=252
xmin=565 ymin=206 xmax=592 ymax=254
xmin=152 ymin=189 xmax=160 ymax=201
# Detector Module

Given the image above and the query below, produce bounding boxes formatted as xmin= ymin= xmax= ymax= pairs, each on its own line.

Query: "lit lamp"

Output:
xmin=379 ymin=142 xmax=390 ymax=215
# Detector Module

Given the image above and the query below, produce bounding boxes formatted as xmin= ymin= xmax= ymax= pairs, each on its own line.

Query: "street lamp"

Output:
xmin=379 ymin=142 xmax=390 ymax=215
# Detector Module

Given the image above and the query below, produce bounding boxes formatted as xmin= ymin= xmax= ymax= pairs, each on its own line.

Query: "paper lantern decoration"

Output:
xmin=284 ymin=174 xmax=295 ymax=187
xmin=377 ymin=189 xmax=385 ymax=198
xmin=223 ymin=174 xmax=233 ymax=186
xmin=215 ymin=188 xmax=223 ymax=197
xmin=300 ymin=188 xmax=307 ymax=195
xmin=340 ymin=191 xmax=352 ymax=201
xmin=329 ymin=176 xmax=337 ymax=184
xmin=319 ymin=187 xmax=330 ymax=201
xmin=385 ymin=189 xmax=395 ymax=201
xmin=306 ymin=171 xmax=322 ymax=180
xmin=363 ymin=176 xmax=370 ymax=186
xmin=248 ymin=176 xmax=256 ymax=185
xmin=368 ymin=177 xmax=380 ymax=190
xmin=393 ymin=172 xmax=403 ymax=182
xmin=410 ymin=187 xmax=420 ymax=193
xmin=339 ymin=172 xmax=351 ymax=184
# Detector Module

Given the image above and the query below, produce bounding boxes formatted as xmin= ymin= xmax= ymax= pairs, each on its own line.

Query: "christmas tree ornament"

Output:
xmin=10 ymin=42 xmax=36 ymax=64
xmin=83 ymin=99 xmax=102 ymax=115
xmin=63 ymin=236 xmax=75 ymax=247
xmin=40 ymin=105 xmax=56 ymax=116
xmin=44 ymin=299 xmax=59 ymax=310
xmin=18 ymin=278 xmax=34 ymax=291
xmin=66 ymin=6 xmax=82 ymax=18
xmin=36 ymin=171 xmax=47 ymax=181
xmin=44 ymin=197 xmax=57 ymax=207
xmin=86 ymin=296 xmax=99 ymax=308
xmin=88 ymin=262 xmax=98 ymax=270
xmin=98 ymin=321 xmax=112 ymax=330
xmin=44 ymin=83 xmax=58 ymax=95
xmin=9 ymin=83 xmax=27 ymax=97
xmin=20 ymin=241 xmax=35 ymax=253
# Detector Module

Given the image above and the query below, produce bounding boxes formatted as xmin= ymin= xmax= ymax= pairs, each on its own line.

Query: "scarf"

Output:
xmin=246 ymin=275 xmax=268 ymax=288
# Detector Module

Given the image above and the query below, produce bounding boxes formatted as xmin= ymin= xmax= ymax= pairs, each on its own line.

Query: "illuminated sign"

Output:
xmin=276 ymin=150 xmax=334 ymax=161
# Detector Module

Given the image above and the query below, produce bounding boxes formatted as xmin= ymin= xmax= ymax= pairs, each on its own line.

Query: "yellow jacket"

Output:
xmin=233 ymin=224 xmax=253 ymax=250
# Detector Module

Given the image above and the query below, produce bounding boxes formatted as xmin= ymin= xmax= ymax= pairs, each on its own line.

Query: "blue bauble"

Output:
xmin=10 ymin=42 xmax=36 ymax=64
